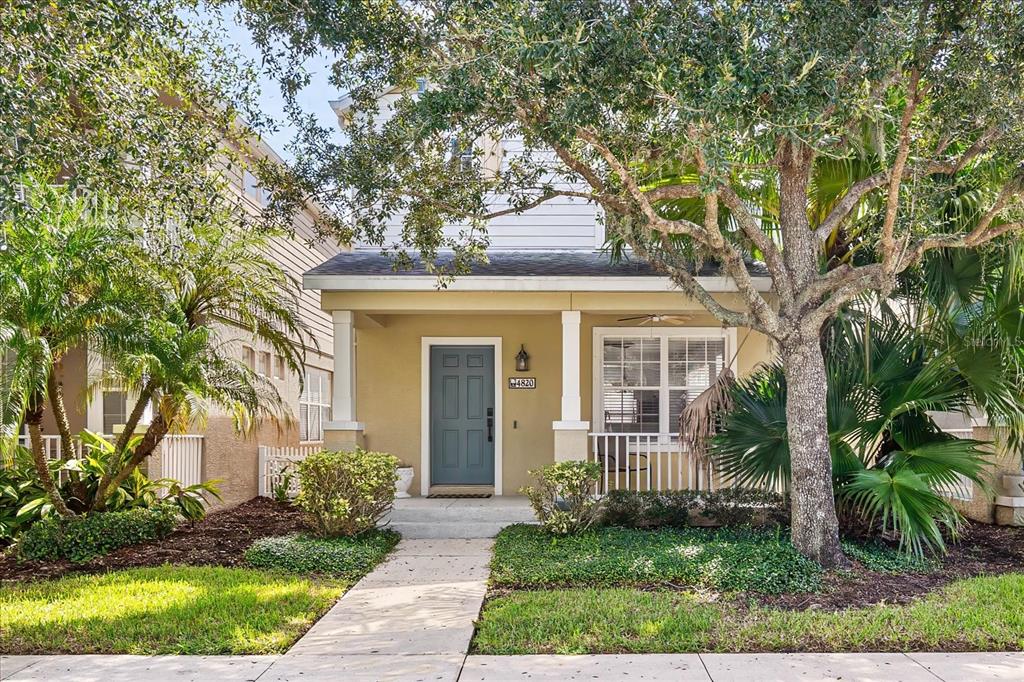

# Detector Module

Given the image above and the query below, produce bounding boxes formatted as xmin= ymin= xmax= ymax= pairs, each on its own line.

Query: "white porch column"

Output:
xmin=552 ymin=310 xmax=590 ymax=462
xmin=325 ymin=310 xmax=364 ymax=450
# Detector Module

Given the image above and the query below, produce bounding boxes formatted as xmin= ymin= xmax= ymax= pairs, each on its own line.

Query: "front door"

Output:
xmin=430 ymin=345 xmax=495 ymax=486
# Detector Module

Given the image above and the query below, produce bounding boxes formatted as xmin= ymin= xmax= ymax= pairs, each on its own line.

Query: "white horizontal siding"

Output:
xmin=352 ymin=122 xmax=602 ymax=250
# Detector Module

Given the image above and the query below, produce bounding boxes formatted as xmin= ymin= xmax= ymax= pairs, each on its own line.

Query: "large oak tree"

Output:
xmin=241 ymin=0 xmax=1024 ymax=566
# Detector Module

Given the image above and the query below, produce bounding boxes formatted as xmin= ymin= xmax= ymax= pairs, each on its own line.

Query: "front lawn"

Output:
xmin=473 ymin=573 xmax=1024 ymax=654
xmin=0 ymin=565 xmax=346 ymax=654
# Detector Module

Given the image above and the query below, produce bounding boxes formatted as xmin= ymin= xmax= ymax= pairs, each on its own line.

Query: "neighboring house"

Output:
xmin=35 ymin=138 xmax=342 ymax=507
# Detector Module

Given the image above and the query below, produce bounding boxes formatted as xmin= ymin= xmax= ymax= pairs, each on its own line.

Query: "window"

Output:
xmin=597 ymin=329 xmax=730 ymax=435
xmin=259 ymin=351 xmax=272 ymax=377
xmin=450 ymin=139 xmax=474 ymax=170
xmin=299 ymin=368 xmax=332 ymax=442
xmin=242 ymin=345 xmax=256 ymax=371
xmin=102 ymin=390 xmax=128 ymax=434
xmin=242 ymin=169 xmax=270 ymax=207
xmin=274 ymin=354 xmax=286 ymax=380
xmin=100 ymin=356 xmax=128 ymax=434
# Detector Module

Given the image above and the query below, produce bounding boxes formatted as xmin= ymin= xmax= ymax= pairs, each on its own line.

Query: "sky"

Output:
xmin=192 ymin=5 xmax=343 ymax=161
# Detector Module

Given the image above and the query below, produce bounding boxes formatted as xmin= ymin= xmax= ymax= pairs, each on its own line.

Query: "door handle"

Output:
xmin=486 ymin=407 xmax=494 ymax=442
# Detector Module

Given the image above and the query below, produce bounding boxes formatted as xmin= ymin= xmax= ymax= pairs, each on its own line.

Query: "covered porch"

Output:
xmin=314 ymin=288 xmax=772 ymax=498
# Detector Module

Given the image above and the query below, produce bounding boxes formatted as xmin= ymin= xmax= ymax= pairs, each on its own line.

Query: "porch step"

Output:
xmin=384 ymin=520 xmax=520 ymax=539
xmin=380 ymin=496 xmax=537 ymax=538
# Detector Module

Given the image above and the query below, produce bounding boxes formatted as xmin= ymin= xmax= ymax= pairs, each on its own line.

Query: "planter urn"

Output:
xmin=395 ymin=466 xmax=414 ymax=499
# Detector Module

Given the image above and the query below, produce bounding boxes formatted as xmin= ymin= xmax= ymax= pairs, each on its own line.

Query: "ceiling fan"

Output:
xmin=617 ymin=313 xmax=694 ymax=326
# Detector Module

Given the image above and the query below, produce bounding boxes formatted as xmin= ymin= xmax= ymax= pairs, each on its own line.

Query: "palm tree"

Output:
xmin=710 ymin=244 xmax=1024 ymax=554
xmin=0 ymin=181 xmax=145 ymax=515
xmin=91 ymin=217 xmax=314 ymax=509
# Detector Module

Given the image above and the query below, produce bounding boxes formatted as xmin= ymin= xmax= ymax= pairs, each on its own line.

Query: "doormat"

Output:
xmin=426 ymin=493 xmax=493 ymax=499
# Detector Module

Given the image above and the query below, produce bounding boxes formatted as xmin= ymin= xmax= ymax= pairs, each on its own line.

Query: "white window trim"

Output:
xmin=591 ymin=326 xmax=738 ymax=437
xmin=420 ymin=337 xmax=503 ymax=496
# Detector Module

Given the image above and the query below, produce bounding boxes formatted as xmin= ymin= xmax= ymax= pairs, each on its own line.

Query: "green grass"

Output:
xmin=473 ymin=573 xmax=1024 ymax=654
xmin=491 ymin=524 xmax=822 ymax=594
xmin=0 ymin=566 xmax=347 ymax=654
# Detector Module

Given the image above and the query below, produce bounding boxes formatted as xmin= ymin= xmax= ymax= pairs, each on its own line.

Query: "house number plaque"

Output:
xmin=508 ymin=377 xmax=536 ymax=389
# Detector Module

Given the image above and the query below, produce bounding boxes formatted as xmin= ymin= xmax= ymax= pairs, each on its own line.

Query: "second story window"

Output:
xmin=242 ymin=169 xmax=270 ymax=207
xmin=242 ymin=345 xmax=256 ymax=371
xmin=450 ymin=139 xmax=474 ymax=171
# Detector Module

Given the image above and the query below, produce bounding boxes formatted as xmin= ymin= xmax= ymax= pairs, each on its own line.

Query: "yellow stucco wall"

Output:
xmin=350 ymin=302 xmax=774 ymax=496
xmin=355 ymin=313 xmax=563 ymax=495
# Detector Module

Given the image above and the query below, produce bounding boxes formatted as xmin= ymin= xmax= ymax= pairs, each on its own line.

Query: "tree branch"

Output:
xmin=628 ymin=234 xmax=763 ymax=331
xmin=717 ymin=186 xmax=792 ymax=299
xmin=900 ymin=180 xmax=1024 ymax=268
xmin=577 ymin=129 xmax=710 ymax=240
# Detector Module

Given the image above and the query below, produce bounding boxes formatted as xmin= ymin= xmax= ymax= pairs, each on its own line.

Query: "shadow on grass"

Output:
xmin=0 ymin=565 xmax=348 ymax=655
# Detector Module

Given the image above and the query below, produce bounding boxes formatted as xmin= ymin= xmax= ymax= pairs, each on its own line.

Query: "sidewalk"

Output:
xmin=3 ymin=652 xmax=1022 ymax=681
xmin=2 ymin=538 xmax=1022 ymax=680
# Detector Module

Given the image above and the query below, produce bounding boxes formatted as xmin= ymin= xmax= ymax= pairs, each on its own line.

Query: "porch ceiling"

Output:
xmin=325 ymin=290 xmax=757 ymax=316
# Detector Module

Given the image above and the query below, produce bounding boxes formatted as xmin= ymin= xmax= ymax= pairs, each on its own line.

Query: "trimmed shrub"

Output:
xmin=296 ymin=448 xmax=398 ymax=537
xmin=17 ymin=505 xmax=178 ymax=562
xmin=603 ymin=488 xmax=788 ymax=529
xmin=520 ymin=461 xmax=603 ymax=535
xmin=245 ymin=530 xmax=400 ymax=578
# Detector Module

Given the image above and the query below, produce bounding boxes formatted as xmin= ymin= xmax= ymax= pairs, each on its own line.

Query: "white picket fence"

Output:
xmin=156 ymin=435 xmax=205 ymax=487
xmin=9 ymin=433 xmax=204 ymax=488
xmin=258 ymin=444 xmax=323 ymax=498
xmin=588 ymin=432 xmax=715 ymax=493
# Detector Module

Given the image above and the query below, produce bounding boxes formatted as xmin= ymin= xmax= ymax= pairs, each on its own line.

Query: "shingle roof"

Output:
xmin=306 ymin=250 xmax=769 ymax=278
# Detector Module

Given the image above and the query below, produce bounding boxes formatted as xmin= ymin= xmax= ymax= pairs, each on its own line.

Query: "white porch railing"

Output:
xmin=156 ymin=435 xmax=205 ymax=487
xmin=13 ymin=434 xmax=75 ymax=462
xmin=588 ymin=432 xmax=715 ymax=493
xmin=258 ymin=444 xmax=324 ymax=498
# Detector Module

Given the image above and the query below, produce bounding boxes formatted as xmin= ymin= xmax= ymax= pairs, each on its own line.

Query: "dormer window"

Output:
xmin=416 ymin=78 xmax=428 ymax=93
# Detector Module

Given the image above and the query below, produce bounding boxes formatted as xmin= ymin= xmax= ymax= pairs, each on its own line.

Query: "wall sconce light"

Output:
xmin=515 ymin=345 xmax=530 ymax=372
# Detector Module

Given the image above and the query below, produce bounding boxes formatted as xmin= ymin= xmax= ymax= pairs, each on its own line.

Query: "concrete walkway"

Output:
xmin=3 ymin=652 xmax=1022 ymax=681
xmin=2 ymin=539 xmax=1022 ymax=680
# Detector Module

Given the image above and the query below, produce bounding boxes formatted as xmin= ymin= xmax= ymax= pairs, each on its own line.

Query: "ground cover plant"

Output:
xmin=245 ymin=530 xmax=400 ymax=577
xmin=602 ymin=489 xmax=789 ymax=529
xmin=491 ymin=524 xmax=823 ymax=594
xmin=473 ymin=573 xmax=1024 ymax=654
xmin=0 ymin=565 xmax=346 ymax=655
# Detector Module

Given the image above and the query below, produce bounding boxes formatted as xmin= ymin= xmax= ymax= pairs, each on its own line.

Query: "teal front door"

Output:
xmin=430 ymin=345 xmax=495 ymax=486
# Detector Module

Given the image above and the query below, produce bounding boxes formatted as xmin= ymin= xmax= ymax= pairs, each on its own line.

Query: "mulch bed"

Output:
xmin=757 ymin=522 xmax=1024 ymax=611
xmin=0 ymin=497 xmax=306 ymax=584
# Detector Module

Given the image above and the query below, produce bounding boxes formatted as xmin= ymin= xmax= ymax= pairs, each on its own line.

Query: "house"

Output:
xmin=302 ymin=87 xmax=776 ymax=498
xmin=33 ymin=138 xmax=341 ymax=507
xmin=303 ymin=86 xmax=1023 ymax=527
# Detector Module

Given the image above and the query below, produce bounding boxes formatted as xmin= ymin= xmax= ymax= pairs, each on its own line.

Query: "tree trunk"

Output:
xmin=24 ymin=398 xmax=74 ymax=517
xmin=46 ymin=368 xmax=88 ymax=505
xmin=91 ymin=380 xmax=156 ymax=510
xmin=781 ymin=334 xmax=848 ymax=568
xmin=93 ymin=412 xmax=169 ymax=511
